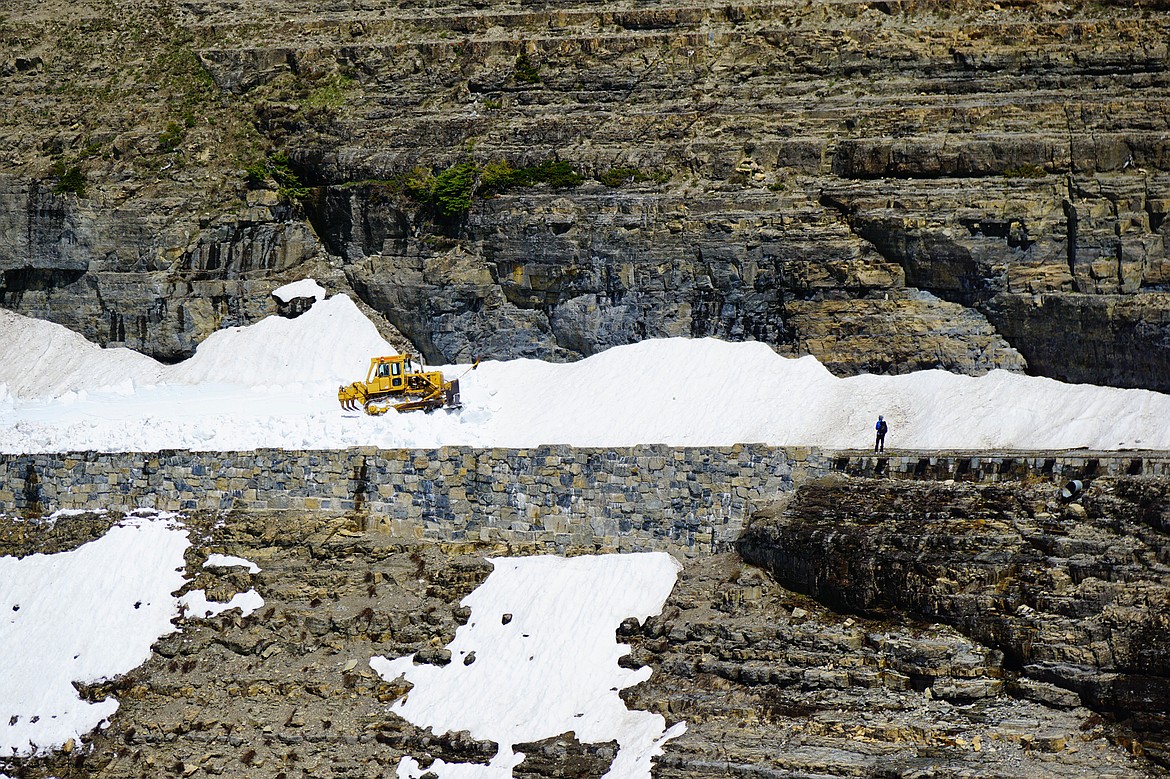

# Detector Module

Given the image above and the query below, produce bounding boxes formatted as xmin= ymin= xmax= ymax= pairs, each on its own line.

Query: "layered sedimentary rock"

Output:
xmin=0 ymin=176 xmax=322 ymax=360
xmin=628 ymin=553 xmax=1160 ymax=779
xmin=738 ymin=473 xmax=1170 ymax=768
xmin=3 ymin=500 xmax=1164 ymax=779
xmin=2 ymin=1 xmax=1169 ymax=385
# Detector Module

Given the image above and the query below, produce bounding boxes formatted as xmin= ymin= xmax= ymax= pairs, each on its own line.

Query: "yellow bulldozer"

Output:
xmin=338 ymin=354 xmax=464 ymax=415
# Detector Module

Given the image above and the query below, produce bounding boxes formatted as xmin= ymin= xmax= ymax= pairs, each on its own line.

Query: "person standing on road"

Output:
xmin=874 ymin=415 xmax=888 ymax=452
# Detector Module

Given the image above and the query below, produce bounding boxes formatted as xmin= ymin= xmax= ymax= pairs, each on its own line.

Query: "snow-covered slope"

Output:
xmin=0 ymin=512 xmax=262 ymax=758
xmin=0 ymin=520 xmax=675 ymax=779
xmin=371 ymin=553 xmax=684 ymax=779
xmin=164 ymin=294 xmax=393 ymax=387
xmin=0 ymin=294 xmax=393 ymax=401
xmin=2 ymin=288 xmax=1169 ymax=453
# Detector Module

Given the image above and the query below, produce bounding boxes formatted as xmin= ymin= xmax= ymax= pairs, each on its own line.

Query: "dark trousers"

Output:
xmin=875 ymin=432 xmax=885 ymax=452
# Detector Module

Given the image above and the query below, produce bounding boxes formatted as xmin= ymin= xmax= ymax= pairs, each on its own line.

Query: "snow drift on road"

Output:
xmin=0 ymin=308 xmax=163 ymax=401
xmin=0 ymin=295 xmax=393 ymax=401
xmin=2 ymin=288 xmax=1169 ymax=452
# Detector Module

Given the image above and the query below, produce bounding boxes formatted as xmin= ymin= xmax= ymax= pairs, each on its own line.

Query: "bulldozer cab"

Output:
xmin=368 ymin=356 xmax=406 ymax=391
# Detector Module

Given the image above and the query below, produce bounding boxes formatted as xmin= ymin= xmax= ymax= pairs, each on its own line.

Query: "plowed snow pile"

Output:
xmin=2 ymin=288 xmax=1168 ymax=452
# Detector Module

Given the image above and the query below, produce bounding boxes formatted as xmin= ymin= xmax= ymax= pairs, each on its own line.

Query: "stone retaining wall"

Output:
xmin=830 ymin=450 xmax=1170 ymax=481
xmin=0 ymin=446 xmax=810 ymax=554
xmin=4 ymin=447 xmax=1169 ymax=555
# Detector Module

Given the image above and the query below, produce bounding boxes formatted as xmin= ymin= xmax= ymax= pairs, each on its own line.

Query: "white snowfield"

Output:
xmin=0 ymin=512 xmax=262 ymax=758
xmin=0 ymin=519 xmax=678 ymax=779
xmin=370 ymin=553 xmax=685 ymax=779
xmin=2 ymin=287 xmax=1169 ymax=452
xmin=272 ymin=278 xmax=326 ymax=303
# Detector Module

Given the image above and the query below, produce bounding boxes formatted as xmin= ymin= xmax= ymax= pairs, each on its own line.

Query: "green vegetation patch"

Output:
xmin=403 ymin=159 xmax=584 ymax=216
xmin=1004 ymin=163 xmax=1047 ymax=178
xmin=405 ymin=162 xmax=478 ymax=218
xmin=514 ymin=51 xmax=541 ymax=84
xmin=51 ymin=162 xmax=87 ymax=197
xmin=245 ymin=152 xmax=311 ymax=200
xmin=597 ymin=166 xmax=671 ymax=187
xmin=303 ymin=74 xmax=357 ymax=110
xmin=158 ymin=121 xmax=186 ymax=153
xmin=480 ymin=160 xmax=583 ymax=194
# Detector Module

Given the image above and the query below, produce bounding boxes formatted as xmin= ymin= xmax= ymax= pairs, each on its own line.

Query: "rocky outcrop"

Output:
xmin=737 ymin=473 xmax=1170 ymax=768
xmin=0 ymin=175 xmax=327 ymax=361
xmin=321 ymin=184 xmax=1027 ymax=371
xmin=3 ymin=1 xmax=1170 ymax=385
xmin=627 ymin=553 xmax=1158 ymax=779
xmin=3 ymin=507 xmax=1162 ymax=779
xmin=823 ymin=174 xmax=1170 ymax=388
xmin=0 ymin=511 xmax=499 ymax=779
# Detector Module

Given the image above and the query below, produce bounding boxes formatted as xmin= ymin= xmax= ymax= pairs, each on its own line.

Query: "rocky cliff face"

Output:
xmin=4 ymin=492 xmax=1167 ymax=779
xmin=2 ymin=1 xmax=1169 ymax=385
xmin=738 ymin=473 xmax=1170 ymax=770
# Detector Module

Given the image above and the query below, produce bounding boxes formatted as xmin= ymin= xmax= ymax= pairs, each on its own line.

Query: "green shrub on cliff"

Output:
xmin=514 ymin=51 xmax=541 ymax=84
xmin=480 ymin=160 xmax=583 ymax=195
xmin=405 ymin=162 xmax=477 ymax=217
xmin=519 ymin=161 xmax=583 ymax=188
xmin=158 ymin=121 xmax=185 ymax=152
xmin=243 ymin=153 xmax=311 ymax=200
xmin=477 ymin=160 xmax=517 ymax=195
xmin=597 ymin=167 xmax=671 ymax=187
xmin=406 ymin=159 xmax=584 ymax=215
xmin=52 ymin=163 xmax=87 ymax=197
xmin=430 ymin=162 xmax=478 ymax=216
xmin=403 ymin=166 xmax=435 ymax=201
xmin=244 ymin=160 xmax=268 ymax=188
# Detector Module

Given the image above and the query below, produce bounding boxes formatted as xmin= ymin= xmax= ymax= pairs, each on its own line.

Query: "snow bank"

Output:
xmin=177 ymin=588 xmax=264 ymax=620
xmin=371 ymin=552 xmax=684 ymax=779
xmin=0 ymin=308 xmax=163 ymax=400
xmin=204 ymin=553 xmax=261 ymax=573
xmin=272 ymin=278 xmax=326 ymax=303
xmin=3 ymin=286 xmax=1170 ymax=452
xmin=472 ymin=339 xmax=841 ymax=447
xmin=165 ymin=294 xmax=393 ymax=387
xmin=0 ymin=514 xmax=263 ymax=758
xmin=0 ymin=291 xmax=391 ymax=402
xmin=0 ymin=514 xmax=189 ymax=757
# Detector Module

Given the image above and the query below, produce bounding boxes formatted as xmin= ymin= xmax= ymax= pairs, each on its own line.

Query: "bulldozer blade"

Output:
xmin=444 ymin=379 xmax=461 ymax=409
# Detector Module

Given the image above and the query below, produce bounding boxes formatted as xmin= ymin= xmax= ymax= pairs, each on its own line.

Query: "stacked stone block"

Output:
xmin=5 ymin=446 xmax=1167 ymax=555
xmin=0 ymin=445 xmax=805 ymax=555
xmin=830 ymin=451 xmax=1170 ymax=482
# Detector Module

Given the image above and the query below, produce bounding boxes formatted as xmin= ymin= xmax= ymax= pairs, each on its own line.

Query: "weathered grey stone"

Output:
xmin=4 ymin=2 xmax=1170 ymax=388
xmin=738 ymin=473 xmax=1170 ymax=768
